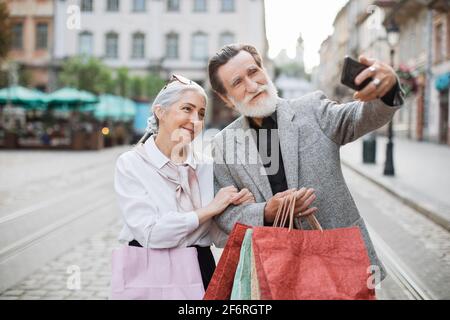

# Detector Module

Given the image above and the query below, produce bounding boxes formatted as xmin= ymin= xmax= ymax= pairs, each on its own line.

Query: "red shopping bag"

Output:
xmin=203 ymin=223 xmax=251 ymax=300
xmin=252 ymin=195 xmax=376 ymax=300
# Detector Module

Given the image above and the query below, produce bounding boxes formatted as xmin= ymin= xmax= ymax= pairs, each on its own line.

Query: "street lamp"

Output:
xmin=383 ymin=20 xmax=400 ymax=176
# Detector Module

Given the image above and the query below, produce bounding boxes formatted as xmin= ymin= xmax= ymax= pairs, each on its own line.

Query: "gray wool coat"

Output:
xmin=211 ymin=90 xmax=404 ymax=281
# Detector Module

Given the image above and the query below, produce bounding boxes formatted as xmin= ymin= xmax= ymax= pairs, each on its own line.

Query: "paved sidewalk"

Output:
xmin=0 ymin=215 xmax=410 ymax=300
xmin=0 ymin=219 xmax=222 ymax=300
xmin=0 ymin=220 xmax=122 ymax=300
xmin=340 ymin=136 xmax=450 ymax=231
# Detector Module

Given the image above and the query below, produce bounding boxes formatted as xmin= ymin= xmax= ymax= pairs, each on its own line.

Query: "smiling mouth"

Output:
xmin=250 ymin=91 xmax=265 ymax=102
xmin=181 ymin=127 xmax=194 ymax=134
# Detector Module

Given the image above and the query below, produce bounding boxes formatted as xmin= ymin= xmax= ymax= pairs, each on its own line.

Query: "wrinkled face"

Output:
xmin=217 ymin=50 xmax=278 ymax=117
xmin=156 ymin=89 xmax=206 ymax=143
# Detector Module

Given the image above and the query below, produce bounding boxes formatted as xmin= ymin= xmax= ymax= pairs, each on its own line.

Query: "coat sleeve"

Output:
xmin=211 ymin=139 xmax=266 ymax=234
xmin=312 ymin=90 xmax=403 ymax=146
xmin=114 ymin=155 xmax=199 ymax=248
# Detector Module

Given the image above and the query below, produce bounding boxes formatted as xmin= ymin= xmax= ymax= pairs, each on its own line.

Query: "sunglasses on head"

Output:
xmin=162 ymin=74 xmax=193 ymax=90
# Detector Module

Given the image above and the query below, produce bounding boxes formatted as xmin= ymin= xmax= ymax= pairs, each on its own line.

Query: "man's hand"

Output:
xmin=293 ymin=188 xmax=318 ymax=218
xmin=264 ymin=189 xmax=295 ymax=224
xmin=264 ymin=188 xmax=318 ymax=224
xmin=353 ymin=55 xmax=398 ymax=102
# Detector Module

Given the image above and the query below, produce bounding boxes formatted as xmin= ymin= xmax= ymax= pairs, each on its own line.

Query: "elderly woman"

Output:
xmin=114 ymin=75 xmax=254 ymax=295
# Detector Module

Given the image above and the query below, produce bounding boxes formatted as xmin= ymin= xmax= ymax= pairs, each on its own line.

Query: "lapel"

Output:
xmin=231 ymin=117 xmax=273 ymax=202
xmin=276 ymin=99 xmax=299 ymax=190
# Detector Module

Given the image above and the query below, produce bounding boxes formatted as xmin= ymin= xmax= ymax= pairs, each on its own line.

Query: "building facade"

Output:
xmin=386 ymin=0 xmax=450 ymax=144
xmin=315 ymin=0 xmax=450 ymax=146
xmin=6 ymin=0 xmax=54 ymax=91
xmin=430 ymin=7 xmax=450 ymax=145
xmin=53 ymin=0 xmax=268 ymax=87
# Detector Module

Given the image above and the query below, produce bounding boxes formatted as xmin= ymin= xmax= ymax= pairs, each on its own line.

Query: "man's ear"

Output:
xmin=216 ymin=92 xmax=234 ymax=109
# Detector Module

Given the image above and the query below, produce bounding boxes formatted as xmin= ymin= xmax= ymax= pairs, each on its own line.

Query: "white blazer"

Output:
xmin=114 ymin=136 xmax=228 ymax=249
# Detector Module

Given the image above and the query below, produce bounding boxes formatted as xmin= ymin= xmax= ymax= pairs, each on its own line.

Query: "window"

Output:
xmin=36 ymin=23 xmax=48 ymax=49
xmin=107 ymin=0 xmax=119 ymax=12
xmin=167 ymin=0 xmax=180 ymax=12
xmin=193 ymin=0 xmax=207 ymax=12
xmin=447 ymin=13 xmax=450 ymax=59
xmin=435 ymin=21 xmax=444 ymax=64
xmin=79 ymin=31 xmax=93 ymax=55
xmin=105 ymin=32 xmax=119 ymax=58
xmin=133 ymin=0 xmax=146 ymax=12
xmin=80 ymin=0 xmax=93 ymax=12
xmin=12 ymin=23 xmax=23 ymax=49
xmin=132 ymin=32 xmax=145 ymax=58
xmin=219 ymin=32 xmax=235 ymax=48
xmin=191 ymin=32 xmax=208 ymax=61
xmin=166 ymin=33 xmax=179 ymax=59
xmin=221 ymin=0 xmax=235 ymax=12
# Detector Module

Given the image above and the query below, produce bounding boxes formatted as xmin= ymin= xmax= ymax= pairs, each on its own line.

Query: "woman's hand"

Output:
xmin=231 ymin=188 xmax=255 ymax=205
xmin=196 ymin=187 xmax=256 ymax=224
xmin=196 ymin=186 xmax=238 ymax=223
xmin=208 ymin=186 xmax=239 ymax=215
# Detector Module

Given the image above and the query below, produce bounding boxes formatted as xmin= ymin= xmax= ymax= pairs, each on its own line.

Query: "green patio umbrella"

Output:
xmin=121 ymin=98 xmax=137 ymax=122
xmin=45 ymin=87 xmax=98 ymax=107
xmin=0 ymin=85 xmax=47 ymax=109
xmin=93 ymin=95 xmax=136 ymax=122
xmin=109 ymin=96 xmax=124 ymax=121
xmin=94 ymin=94 xmax=122 ymax=121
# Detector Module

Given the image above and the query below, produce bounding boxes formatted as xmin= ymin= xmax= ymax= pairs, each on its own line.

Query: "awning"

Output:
xmin=45 ymin=87 xmax=98 ymax=106
xmin=435 ymin=72 xmax=450 ymax=91
xmin=0 ymin=85 xmax=47 ymax=109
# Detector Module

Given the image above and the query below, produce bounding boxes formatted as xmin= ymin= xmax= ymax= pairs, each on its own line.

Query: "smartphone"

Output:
xmin=340 ymin=56 xmax=373 ymax=91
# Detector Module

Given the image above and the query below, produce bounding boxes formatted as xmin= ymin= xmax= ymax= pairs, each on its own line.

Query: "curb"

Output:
xmin=341 ymin=160 xmax=450 ymax=232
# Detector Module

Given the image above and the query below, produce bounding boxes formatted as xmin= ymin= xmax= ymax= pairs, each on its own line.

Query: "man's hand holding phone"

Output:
xmin=341 ymin=55 xmax=398 ymax=102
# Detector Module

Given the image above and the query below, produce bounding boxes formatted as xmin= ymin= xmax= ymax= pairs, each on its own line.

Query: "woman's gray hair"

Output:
xmin=137 ymin=79 xmax=207 ymax=145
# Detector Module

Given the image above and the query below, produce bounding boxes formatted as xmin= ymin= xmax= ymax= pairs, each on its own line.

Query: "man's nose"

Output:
xmin=244 ymin=78 xmax=258 ymax=93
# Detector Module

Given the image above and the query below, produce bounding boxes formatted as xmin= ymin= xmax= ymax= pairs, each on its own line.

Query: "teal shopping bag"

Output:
xmin=230 ymin=229 xmax=254 ymax=300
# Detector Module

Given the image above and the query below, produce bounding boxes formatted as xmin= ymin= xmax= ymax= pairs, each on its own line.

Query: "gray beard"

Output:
xmin=229 ymin=80 xmax=279 ymax=118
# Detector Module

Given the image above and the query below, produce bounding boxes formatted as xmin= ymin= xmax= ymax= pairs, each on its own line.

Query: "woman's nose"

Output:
xmin=190 ymin=112 xmax=201 ymax=122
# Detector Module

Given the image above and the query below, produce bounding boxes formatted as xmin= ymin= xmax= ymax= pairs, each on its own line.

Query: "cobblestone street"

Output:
xmin=1 ymin=165 xmax=449 ymax=300
xmin=0 ymin=220 xmax=121 ymax=300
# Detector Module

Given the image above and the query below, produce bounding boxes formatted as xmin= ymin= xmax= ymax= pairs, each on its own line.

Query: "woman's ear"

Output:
xmin=153 ymin=105 xmax=164 ymax=121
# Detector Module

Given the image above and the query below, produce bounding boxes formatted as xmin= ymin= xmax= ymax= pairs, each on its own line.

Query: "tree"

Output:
xmin=130 ymin=76 xmax=145 ymax=99
xmin=59 ymin=55 xmax=113 ymax=94
xmin=115 ymin=67 xmax=130 ymax=97
xmin=0 ymin=1 xmax=11 ymax=62
xmin=17 ymin=65 xmax=31 ymax=87
xmin=277 ymin=62 xmax=310 ymax=81
xmin=144 ymin=73 xmax=165 ymax=99
xmin=58 ymin=55 xmax=165 ymax=99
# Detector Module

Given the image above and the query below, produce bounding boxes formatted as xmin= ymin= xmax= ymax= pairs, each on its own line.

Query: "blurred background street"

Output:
xmin=1 ymin=0 xmax=450 ymax=300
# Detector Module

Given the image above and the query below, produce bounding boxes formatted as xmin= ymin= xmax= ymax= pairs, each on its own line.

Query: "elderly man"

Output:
xmin=208 ymin=44 xmax=404 ymax=281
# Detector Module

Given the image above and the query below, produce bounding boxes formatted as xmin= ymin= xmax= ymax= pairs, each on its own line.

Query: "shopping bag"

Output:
xmin=250 ymin=238 xmax=261 ymax=300
xmin=110 ymin=245 xmax=204 ymax=300
xmin=203 ymin=223 xmax=251 ymax=300
xmin=230 ymin=229 xmax=254 ymax=300
xmin=252 ymin=194 xmax=376 ymax=300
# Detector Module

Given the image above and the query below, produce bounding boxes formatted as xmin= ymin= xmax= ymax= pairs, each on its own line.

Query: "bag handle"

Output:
xmin=272 ymin=193 xmax=323 ymax=231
